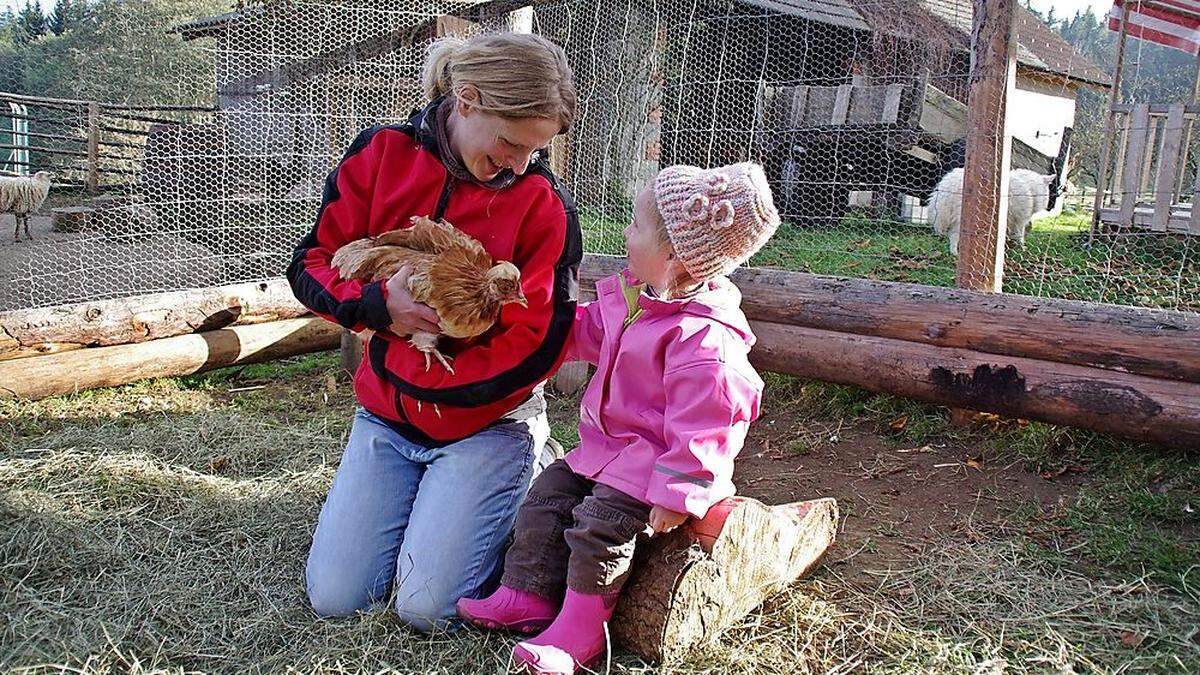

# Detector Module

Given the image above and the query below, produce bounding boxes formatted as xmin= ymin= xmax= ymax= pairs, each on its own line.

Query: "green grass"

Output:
xmin=3 ymin=359 xmax=1198 ymax=673
xmin=3 ymin=207 xmax=1197 ymax=673
xmin=579 ymin=205 xmax=630 ymax=256
xmin=581 ymin=208 xmax=1200 ymax=311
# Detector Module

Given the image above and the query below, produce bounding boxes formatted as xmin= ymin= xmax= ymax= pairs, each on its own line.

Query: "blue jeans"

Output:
xmin=305 ymin=408 xmax=552 ymax=632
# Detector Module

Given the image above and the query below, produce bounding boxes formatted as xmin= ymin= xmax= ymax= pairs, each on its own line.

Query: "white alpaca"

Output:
xmin=1 ymin=171 xmax=52 ymax=242
xmin=928 ymin=168 xmax=1055 ymax=256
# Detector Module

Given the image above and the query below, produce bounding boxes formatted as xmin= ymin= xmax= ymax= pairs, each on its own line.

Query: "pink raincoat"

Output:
xmin=564 ymin=270 xmax=764 ymax=518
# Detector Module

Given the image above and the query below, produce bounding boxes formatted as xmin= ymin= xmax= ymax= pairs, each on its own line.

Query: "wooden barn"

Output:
xmin=535 ymin=0 xmax=1110 ymax=223
xmin=158 ymin=0 xmax=1109 ymax=230
xmin=171 ymin=4 xmax=459 ymax=199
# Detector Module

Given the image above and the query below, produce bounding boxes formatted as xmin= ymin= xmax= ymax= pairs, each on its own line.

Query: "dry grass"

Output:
xmin=2 ymin=356 xmax=1197 ymax=674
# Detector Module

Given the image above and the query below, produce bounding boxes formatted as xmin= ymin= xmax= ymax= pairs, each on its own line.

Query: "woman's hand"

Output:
xmin=385 ymin=266 xmax=441 ymax=335
xmin=649 ymin=505 xmax=688 ymax=534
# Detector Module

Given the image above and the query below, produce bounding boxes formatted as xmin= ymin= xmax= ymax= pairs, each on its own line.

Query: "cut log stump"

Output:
xmin=339 ymin=328 xmax=364 ymax=380
xmin=51 ymin=206 xmax=93 ymax=233
xmin=550 ymin=361 xmax=590 ymax=396
xmin=613 ymin=496 xmax=839 ymax=663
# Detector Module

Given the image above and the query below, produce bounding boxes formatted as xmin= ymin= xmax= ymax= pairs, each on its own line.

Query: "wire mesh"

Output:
xmin=0 ymin=0 xmax=1194 ymax=316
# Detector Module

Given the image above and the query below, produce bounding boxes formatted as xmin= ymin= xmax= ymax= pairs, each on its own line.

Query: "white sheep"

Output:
xmin=928 ymin=168 xmax=1055 ymax=256
xmin=1 ymin=170 xmax=52 ymax=242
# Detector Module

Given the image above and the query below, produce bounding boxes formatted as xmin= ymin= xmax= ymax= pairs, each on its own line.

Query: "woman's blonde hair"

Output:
xmin=422 ymin=33 xmax=577 ymax=132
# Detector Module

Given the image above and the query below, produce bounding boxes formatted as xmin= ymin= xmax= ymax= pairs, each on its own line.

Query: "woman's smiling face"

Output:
xmin=449 ymin=89 xmax=560 ymax=182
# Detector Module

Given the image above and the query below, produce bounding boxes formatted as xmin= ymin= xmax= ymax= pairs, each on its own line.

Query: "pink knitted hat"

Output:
xmin=654 ymin=162 xmax=780 ymax=283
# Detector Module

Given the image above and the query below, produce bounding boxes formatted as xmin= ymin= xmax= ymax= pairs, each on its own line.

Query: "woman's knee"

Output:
xmin=305 ymin=557 xmax=379 ymax=617
xmin=393 ymin=590 xmax=458 ymax=633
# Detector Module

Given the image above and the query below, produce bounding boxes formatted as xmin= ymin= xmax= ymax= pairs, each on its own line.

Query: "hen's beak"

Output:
xmin=514 ymin=292 xmax=528 ymax=308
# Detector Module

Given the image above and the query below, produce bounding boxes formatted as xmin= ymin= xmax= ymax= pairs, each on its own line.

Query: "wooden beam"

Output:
xmin=1138 ymin=115 xmax=1160 ymax=200
xmin=1118 ymin=103 xmax=1151 ymax=228
xmin=0 ymin=318 xmax=340 ymax=401
xmin=580 ymin=255 xmax=1200 ymax=384
xmin=831 ymin=84 xmax=853 ymax=125
xmin=882 ymin=83 xmax=904 ymax=124
xmin=1193 ymin=160 xmax=1200 ymax=234
xmin=903 ymin=145 xmax=939 ymax=164
xmin=1098 ymin=205 xmax=1194 ymax=232
xmin=1091 ymin=1 xmax=1134 ymax=238
xmin=1111 ymin=103 xmax=1200 ymax=115
xmin=220 ymin=25 xmax=413 ymax=97
xmin=789 ymin=86 xmax=809 ymax=128
xmin=1153 ymin=104 xmax=1186 ymax=232
xmin=0 ymin=280 xmax=307 ymax=362
xmin=1111 ymin=113 xmax=1131 ymax=206
xmin=340 ymin=328 xmax=364 ymax=380
xmin=956 ymin=0 xmax=1017 ymax=292
xmin=86 ymin=102 xmax=100 ymax=196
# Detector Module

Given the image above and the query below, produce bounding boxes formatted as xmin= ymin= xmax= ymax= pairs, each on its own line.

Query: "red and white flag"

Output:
xmin=1109 ymin=0 xmax=1200 ymax=55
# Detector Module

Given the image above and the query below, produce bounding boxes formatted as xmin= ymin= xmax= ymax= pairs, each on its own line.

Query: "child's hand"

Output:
xmin=649 ymin=505 xmax=688 ymax=533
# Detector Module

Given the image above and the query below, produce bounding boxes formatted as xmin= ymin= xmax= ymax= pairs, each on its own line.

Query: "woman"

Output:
xmin=286 ymin=32 xmax=580 ymax=632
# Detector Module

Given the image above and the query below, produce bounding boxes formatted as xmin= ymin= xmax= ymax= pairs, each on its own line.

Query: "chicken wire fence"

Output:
xmin=0 ymin=0 xmax=1196 ymax=316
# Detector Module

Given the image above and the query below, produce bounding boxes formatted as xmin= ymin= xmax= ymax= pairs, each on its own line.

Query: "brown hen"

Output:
xmin=331 ymin=216 xmax=526 ymax=374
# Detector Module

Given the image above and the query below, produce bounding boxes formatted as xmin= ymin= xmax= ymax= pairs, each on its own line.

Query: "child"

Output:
xmin=456 ymin=162 xmax=779 ymax=674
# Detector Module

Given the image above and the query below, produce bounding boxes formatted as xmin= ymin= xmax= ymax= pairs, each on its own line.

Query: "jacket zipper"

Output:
xmin=433 ymin=173 xmax=455 ymax=220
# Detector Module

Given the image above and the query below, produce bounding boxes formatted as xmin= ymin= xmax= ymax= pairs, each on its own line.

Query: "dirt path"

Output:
xmin=0 ymin=212 xmax=231 ymax=311
xmin=733 ymin=420 xmax=1081 ymax=577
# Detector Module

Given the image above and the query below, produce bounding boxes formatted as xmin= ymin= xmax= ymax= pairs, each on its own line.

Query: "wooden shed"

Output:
xmin=536 ymin=0 xmax=1110 ymax=223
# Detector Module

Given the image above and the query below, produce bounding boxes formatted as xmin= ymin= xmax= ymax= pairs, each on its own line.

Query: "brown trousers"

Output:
xmin=501 ymin=459 xmax=653 ymax=597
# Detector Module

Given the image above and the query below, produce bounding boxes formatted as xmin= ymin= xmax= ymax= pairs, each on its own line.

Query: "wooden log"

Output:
xmin=614 ymin=497 xmax=838 ymax=663
xmin=0 ymin=280 xmax=308 ymax=361
xmin=748 ymin=321 xmax=1200 ymax=449
xmin=580 ymin=254 xmax=1200 ymax=384
xmin=956 ymin=0 xmax=1017 ymax=292
xmin=0 ymin=317 xmax=340 ymax=400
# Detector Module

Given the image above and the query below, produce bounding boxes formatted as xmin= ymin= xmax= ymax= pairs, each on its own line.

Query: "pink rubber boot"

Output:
xmin=455 ymin=585 xmax=558 ymax=634
xmin=512 ymin=589 xmax=618 ymax=674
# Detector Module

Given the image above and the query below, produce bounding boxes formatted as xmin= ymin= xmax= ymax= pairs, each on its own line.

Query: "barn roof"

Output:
xmin=916 ymin=0 xmax=1111 ymax=88
xmin=717 ymin=1 xmax=1111 ymax=89
xmin=173 ymin=8 xmax=259 ymax=40
xmin=741 ymin=0 xmax=870 ymax=31
xmin=176 ymin=0 xmax=1110 ymax=88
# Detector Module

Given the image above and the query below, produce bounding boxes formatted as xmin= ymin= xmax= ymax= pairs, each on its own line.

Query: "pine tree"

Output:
xmin=50 ymin=0 xmax=91 ymax=35
xmin=50 ymin=0 xmax=77 ymax=36
xmin=16 ymin=0 xmax=47 ymax=42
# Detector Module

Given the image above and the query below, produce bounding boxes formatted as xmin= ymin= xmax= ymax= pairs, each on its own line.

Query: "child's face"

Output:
xmin=625 ymin=185 xmax=673 ymax=288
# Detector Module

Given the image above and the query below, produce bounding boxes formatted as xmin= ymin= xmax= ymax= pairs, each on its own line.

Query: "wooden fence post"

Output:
xmin=1090 ymin=2 xmax=1133 ymax=238
xmin=955 ymin=0 xmax=1017 ymax=293
xmin=86 ymin=101 xmax=100 ymax=196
